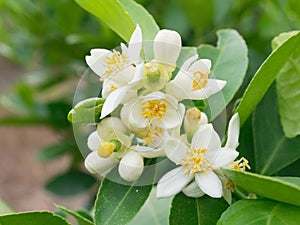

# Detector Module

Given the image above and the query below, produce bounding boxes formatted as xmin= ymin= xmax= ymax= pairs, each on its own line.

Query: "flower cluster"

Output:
xmin=73 ymin=25 xmax=249 ymax=201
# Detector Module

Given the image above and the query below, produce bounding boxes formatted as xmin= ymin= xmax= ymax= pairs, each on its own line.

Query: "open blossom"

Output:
xmin=121 ymin=91 xmax=185 ymax=130
xmin=166 ymin=55 xmax=226 ymax=100
xmin=156 ymin=114 xmax=240 ymax=198
xmin=85 ymin=25 xmax=144 ymax=119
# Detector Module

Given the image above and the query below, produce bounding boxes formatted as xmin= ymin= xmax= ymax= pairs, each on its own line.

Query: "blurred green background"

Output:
xmin=0 ymin=0 xmax=299 ymax=212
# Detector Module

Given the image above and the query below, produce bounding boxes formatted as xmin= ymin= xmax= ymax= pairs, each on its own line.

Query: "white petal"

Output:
xmin=134 ymin=145 xmax=166 ymax=158
xmin=97 ymin=117 xmax=128 ymax=138
xmin=191 ymin=124 xmax=221 ymax=160
xmin=164 ymin=137 xmax=188 ymax=164
xmin=153 ymin=29 xmax=182 ymax=66
xmin=195 ymin=170 xmax=222 ymax=198
xmin=128 ymin=62 xmax=144 ymax=85
xmin=182 ymin=181 xmax=205 ymax=198
xmin=129 ymin=98 xmax=149 ymax=128
xmin=158 ymin=108 xmax=182 ymax=129
xmin=166 ymin=78 xmax=191 ymax=100
xmin=100 ymin=86 xmax=131 ymax=119
xmin=156 ymin=166 xmax=193 ymax=198
xmin=225 ymin=113 xmax=240 ymax=149
xmin=127 ymin=24 xmax=142 ymax=62
xmin=189 ymin=59 xmax=211 ymax=73
xmin=211 ymin=147 xmax=239 ymax=168
xmin=181 ymin=55 xmax=198 ymax=71
xmin=86 ymin=49 xmax=111 ymax=76
xmin=87 ymin=131 xmax=102 ymax=151
xmin=119 ymin=151 xmax=144 ymax=182
xmin=84 ymin=151 xmax=118 ymax=174
xmin=143 ymin=91 xmax=166 ymax=101
xmin=199 ymin=112 xmax=208 ymax=125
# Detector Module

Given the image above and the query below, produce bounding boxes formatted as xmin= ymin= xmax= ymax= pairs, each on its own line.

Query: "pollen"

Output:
xmin=141 ymin=100 xmax=167 ymax=124
xmin=143 ymin=126 xmax=164 ymax=145
xmin=178 ymin=148 xmax=214 ymax=176
xmin=232 ymin=157 xmax=251 ymax=171
xmin=104 ymin=51 xmax=129 ymax=76
xmin=192 ymin=70 xmax=209 ymax=91
xmin=110 ymin=83 xmax=117 ymax=91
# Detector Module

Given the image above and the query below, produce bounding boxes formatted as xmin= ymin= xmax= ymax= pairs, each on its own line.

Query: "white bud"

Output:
xmin=84 ymin=151 xmax=118 ymax=174
xmin=153 ymin=29 xmax=182 ymax=67
xmin=118 ymin=151 xmax=144 ymax=182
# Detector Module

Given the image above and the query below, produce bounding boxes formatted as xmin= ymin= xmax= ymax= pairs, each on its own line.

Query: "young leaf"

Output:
xmin=169 ymin=194 xmax=228 ymax=225
xmin=0 ymin=211 xmax=71 ymax=225
xmin=94 ymin=179 xmax=152 ymax=225
xmin=0 ymin=198 xmax=14 ymax=215
xmin=45 ymin=171 xmax=96 ymax=196
xmin=274 ymin=31 xmax=300 ymax=138
xmin=253 ymin=84 xmax=300 ymax=175
xmin=236 ymin=31 xmax=300 ymax=126
xmin=56 ymin=205 xmax=94 ymax=225
xmin=222 ymin=168 xmax=300 ymax=207
xmin=197 ymin=29 xmax=248 ymax=121
xmin=218 ymin=199 xmax=300 ymax=225
xmin=75 ymin=0 xmax=159 ymax=42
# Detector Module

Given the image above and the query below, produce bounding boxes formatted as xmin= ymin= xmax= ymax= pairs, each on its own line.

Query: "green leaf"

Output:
xmin=271 ymin=31 xmax=300 ymax=50
xmin=128 ymin=187 xmax=172 ymax=225
xmin=222 ymin=168 xmax=300 ymax=207
xmin=236 ymin=31 xmax=300 ymax=126
xmin=0 ymin=199 xmax=14 ymax=215
xmin=56 ymin=205 xmax=94 ymax=225
xmin=217 ymin=199 xmax=300 ymax=225
xmin=118 ymin=0 xmax=159 ymax=40
xmin=275 ymin=32 xmax=300 ymax=138
xmin=0 ymin=211 xmax=71 ymax=225
xmin=75 ymin=0 xmax=159 ymax=42
xmin=253 ymin=84 xmax=300 ymax=175
xmin=197 ymin=29 xmax=248 ymax=121
xmin=94 ymin=179 xmax=152 ymax=225
xmin=36 ymin=142 xmax=74 ymax=161
xmin=45 ymin=171 xmax=96 ymax=196
xmin=169 ymin=194 xmax=228 ymax=225
xmin=68 ymin=98 xmax=104 ymax=125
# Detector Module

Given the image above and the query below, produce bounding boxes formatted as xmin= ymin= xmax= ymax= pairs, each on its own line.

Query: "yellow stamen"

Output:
xmin=97 ymin=142 xmax=115 ymax=158
xmin=143 ymin=126 xmax=164 ymax=145
xmin=110 ymin=83 xmax=117 ymax=91
xmin=192 ymin=71 xmax=209 ymax=91
xmin=104 ymin=51 xmax=129 ymax=76
xmin=178 ymin=148 xmax=214 ymax=176
xmin=232 ymin=157 xmax=251 ymax=171
xmin=141 ymin=100 xmax=167 ymax=124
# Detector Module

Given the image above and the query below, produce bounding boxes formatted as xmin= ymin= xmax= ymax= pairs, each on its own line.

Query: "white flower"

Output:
xmin=166 ymin=55 xmax=226 ymax=100
xmin=156 ymin=123 xmax=239 ymax=198
xmin=122 ymin=91 xmax=185 ymax=130
xmin=85 ymin=25 xmax=144 ymax=119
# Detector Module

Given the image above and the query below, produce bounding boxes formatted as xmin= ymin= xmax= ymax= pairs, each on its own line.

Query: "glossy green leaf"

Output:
xmin=68 ymin=98 xmax=104 ymax=125
xmin=0 ymin=211 xmax=71 ymax=225
xmin=236 ymin=31 xmax=300 ymax=126
xmin=218 ymin=199 xmax=300 ymax=225
xmin=56 ymin=205 xmax=94 ymax=225
xmin=75 ymin=0 xmax=158 ymax=42
xmin=94 ymin=179 xmax=152 ymax=225
xmin=169 ymin=194 xmax=228 ymax=225
xmin=118 ymin=0 xmax=159 ymax=40
xmin=45 ymin=171 xmax=96 ymax=196
xmin=0 ymin=199 xmax=14 ymax=215
xmin=222 ymin=168 xmax=300 ymax=206
xmin=271 ymin=31 xmax=299 ymax=49
xmin=274 ymin=31 xmax=300 ymax=138
xmin=253 ymin=84 xmax=300 ymax=175
xmin=197 ymin=29 xmax=248 ymax=121
xmin=128 ymin=187 xmax=171 ymax=225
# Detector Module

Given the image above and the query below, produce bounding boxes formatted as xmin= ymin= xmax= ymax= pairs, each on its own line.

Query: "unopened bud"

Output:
xmin=97 ymin=140 xmax=121 ymax=158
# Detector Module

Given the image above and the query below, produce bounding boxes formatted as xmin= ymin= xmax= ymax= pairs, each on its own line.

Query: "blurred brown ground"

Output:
xmin=0 ymin=58 xmax=90 ymax=212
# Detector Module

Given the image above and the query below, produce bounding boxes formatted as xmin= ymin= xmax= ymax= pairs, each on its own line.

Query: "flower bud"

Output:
xmin=97 ymin=139 xmax=121 ymax=158
xmin=85 ymin=151 xmax=118 ymax=174
xmin=153 ymin=29 xmax=181 ymax=69
xmin=184 ymin=108 xmax=208 ymax=139
xmin=118 ymin=151 xmax=144 ymax=182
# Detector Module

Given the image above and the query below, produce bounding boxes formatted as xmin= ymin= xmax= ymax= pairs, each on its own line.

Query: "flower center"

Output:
xmin=104 ymin=51 xmax=129 ymax=76
xmin=143 ymin=126 xmax=164 ymax=145
xmin=231 ymin=157 xmax=250 ymax=171
xmin=141 ymin=100 xmax=167 ymax=123
xmin=178 ymin=148 xmax=214 ymax=176
xmin=192 ymin=70 xmax=209 ymax=91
